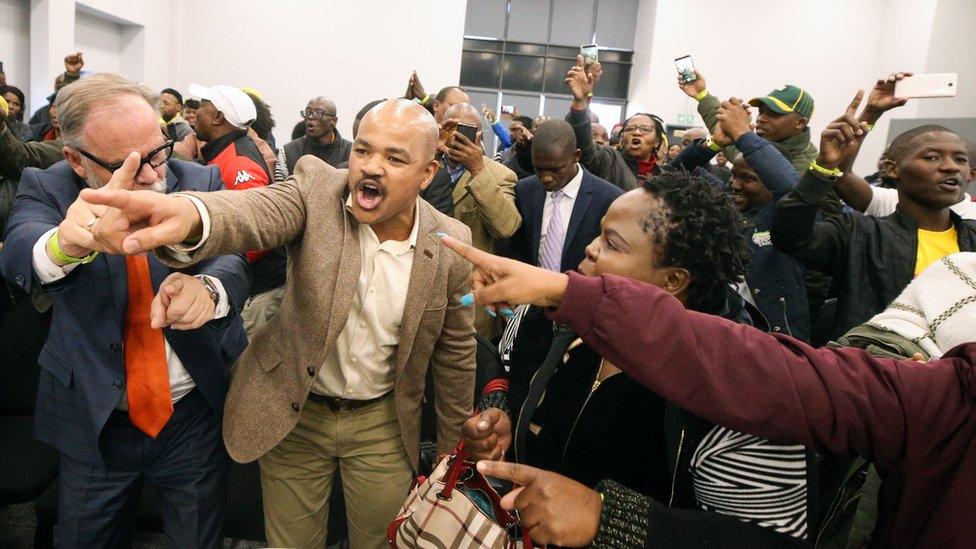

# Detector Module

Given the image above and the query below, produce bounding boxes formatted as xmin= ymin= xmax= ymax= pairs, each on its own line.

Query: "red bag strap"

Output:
xmin=438 ymin=441 xmax=468 ymax=500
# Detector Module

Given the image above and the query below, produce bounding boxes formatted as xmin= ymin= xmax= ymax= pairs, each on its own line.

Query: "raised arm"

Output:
xmin=564 ymin=57 xmax=617 ymax=180
xmin=679 ymin=68 xmax=742 ymax=161
xmin=771 ymin=92 xmax=869 ymax=274
xmin=834 ymin=72 xmax=915 ymax=212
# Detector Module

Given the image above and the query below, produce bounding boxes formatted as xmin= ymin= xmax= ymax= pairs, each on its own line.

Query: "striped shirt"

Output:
xmin=690 ymin=425 xmax=809 ymax=539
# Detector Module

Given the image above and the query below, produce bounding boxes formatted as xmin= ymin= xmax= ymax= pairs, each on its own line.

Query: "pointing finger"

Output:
xmin=476 ymin=460 xmax=539 ymax=486
xmin=438 ymin=234 xmax=494 ymax=270
xmin=846 ymin=89 xmax=864 ymax=116
xmin=105 ymin=151 xmax=143 ymax=191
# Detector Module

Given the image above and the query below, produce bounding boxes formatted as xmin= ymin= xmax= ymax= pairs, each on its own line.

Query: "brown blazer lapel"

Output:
xmin=324 ymin=209 xmax=363 ymax=346
xmin=395 ymin=204 xmax=440 ymax=369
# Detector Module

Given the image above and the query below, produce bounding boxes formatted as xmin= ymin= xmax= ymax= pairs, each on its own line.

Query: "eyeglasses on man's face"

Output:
xmin=76 ymin=140 xmax=174 ymax=174
xmin=301 ymin=109 xmax=337 ymax=121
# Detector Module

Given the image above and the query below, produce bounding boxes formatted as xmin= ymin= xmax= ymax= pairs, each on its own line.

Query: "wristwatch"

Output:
xmin=196 ymin=276 xmax=220 ymax=307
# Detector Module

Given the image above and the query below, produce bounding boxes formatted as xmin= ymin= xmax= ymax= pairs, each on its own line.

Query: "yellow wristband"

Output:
xmin=809 ymin=159 xmax=842 ymax=179
xmin=865 ymin=123 xmax=875 ymax=131
xmin=705 ymin=138 xmax=722 ymax=152
xmin=421 ymin=94 xmax=430 ymax=105
xmin=694 ymin=89 xmax=709 ymax=101
xmin=49 ymin=230 xmax=99 ymax=264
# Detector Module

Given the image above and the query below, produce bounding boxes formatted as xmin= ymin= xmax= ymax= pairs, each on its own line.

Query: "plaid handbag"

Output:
xmin=388 ymin=443 xmax=534 ymax=548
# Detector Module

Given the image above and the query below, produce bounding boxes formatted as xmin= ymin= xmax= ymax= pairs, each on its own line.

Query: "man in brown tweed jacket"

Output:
xmin=80 ymin=99 xmax=476 ymax=549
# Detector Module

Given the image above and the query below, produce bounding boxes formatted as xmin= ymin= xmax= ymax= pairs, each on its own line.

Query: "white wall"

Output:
xmin=628 ymin=0 xmax=974 ymax=174
xmin=915 ymin=0 xmax=976 ymax=120
xmin=74 ymin=6 xmax=123 ymax=74
xmin=26 ymin=0 xmax=175 ymax=115
xmin=172 ymin=0 xmax=468 ymax=145
xmin=0 ymin=0 xmax=30 ymax=96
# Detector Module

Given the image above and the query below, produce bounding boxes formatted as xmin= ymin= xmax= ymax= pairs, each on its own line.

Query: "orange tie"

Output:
xmin=123 ymin=255 xmax=173 ymax=438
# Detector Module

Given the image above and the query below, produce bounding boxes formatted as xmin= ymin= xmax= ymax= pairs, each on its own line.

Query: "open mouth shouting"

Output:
xmin=356 ymin=179 xmax=386 ymax=211
xmin=937 ymin=176 xmax=963 ymax=194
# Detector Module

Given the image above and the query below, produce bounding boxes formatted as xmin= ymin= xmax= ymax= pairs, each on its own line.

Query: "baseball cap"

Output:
xmin=749 ymin=85 xmax=815 ymax=120
xmin=188 ymin=84 xmax=256 ymax=129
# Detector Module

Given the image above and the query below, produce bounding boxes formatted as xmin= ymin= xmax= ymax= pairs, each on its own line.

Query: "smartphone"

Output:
xmin=895 ymin=73 xmax=958 ymax=99
xmin=501 ymin=105 xmax=514 ymax=114
xmin=456 ymin=123 xmax=479 ymax=143
xmin=580 ymin=44 xmax=599 ymax=65
xmin=675 ymin=55 xmax=697 ymax=84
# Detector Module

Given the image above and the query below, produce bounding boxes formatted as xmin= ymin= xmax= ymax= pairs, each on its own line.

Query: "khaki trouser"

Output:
xmin=241 ymin=286 xmax=285 ymax=338
xmin=259 ymin=394 xmax=414 ymax=549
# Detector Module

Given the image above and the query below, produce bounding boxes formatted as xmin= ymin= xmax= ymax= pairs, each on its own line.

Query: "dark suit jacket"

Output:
xmin=0 ymin=160 xmax=250 ymax=469
xmin=506 ymin=168 xmax=623 ymax=272
xmin=419 ymin=163 xmax=455 ymax=217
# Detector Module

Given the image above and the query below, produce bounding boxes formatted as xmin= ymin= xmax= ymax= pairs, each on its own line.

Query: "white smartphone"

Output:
xmin=675 ymin=55 xmax=697 ymax=84
xmin=894 ymin=73 xmax=958 ymax=99
xmin=580 ymin=44 xmax=599 ymax=65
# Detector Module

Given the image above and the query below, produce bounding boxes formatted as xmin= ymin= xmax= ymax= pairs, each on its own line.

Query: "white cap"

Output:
xmin=187 ymin=84 xmax=256 ymax=129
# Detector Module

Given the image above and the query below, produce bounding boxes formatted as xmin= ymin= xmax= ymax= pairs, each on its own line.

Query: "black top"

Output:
xmin=524 ymin=341 xmax=670 ymax=500
xmin=283 ymin=131 xmax=352 ymax=174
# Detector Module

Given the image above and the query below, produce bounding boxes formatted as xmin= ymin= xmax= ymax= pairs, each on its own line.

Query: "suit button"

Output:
xmin=112 ymin=379 xmax=122 ymax=390
xmin=307 ymin=365 xmax=315 ymax=377
xmin=111 ymin=343 xmax=122 ymax=353
xmin=14 ymin=275 xmax=25 ymax=287
xmin=752 ymin=288 xmax=761 ymax=295
xmin=291 ymin=402 xmax=300 ymax=412
xmin=772 ymin=326 xmax=782 ymax=332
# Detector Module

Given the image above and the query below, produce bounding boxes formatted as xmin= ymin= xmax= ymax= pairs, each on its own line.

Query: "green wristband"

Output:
xmin=50 ymin=230 xmax=99 ymax=264
xmin=809 ymin=159 xmax=843 ymax=179
xmin=694 ymin=89 xmax=709 ymax=101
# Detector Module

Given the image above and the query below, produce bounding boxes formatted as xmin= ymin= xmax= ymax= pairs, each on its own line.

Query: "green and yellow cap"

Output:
xmin=749 ymin=85 xmax=814 ymax=120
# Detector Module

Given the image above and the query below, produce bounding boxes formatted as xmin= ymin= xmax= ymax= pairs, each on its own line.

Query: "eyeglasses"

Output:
xmin=76 ymin=140 xmax=174 ymax=174
xmin=623 ymin=125 xmax=658 ymax=135
xmin=300 ymin=109 xmax=336 ymax=120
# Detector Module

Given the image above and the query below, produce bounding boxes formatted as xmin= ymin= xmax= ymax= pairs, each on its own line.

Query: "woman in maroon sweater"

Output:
xmin=439 ymin=235 xmax=976 ymax=548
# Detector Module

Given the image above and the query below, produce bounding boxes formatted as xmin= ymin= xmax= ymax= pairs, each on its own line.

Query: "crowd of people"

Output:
xmin=0 ymin=44 xmax=974 ymax=549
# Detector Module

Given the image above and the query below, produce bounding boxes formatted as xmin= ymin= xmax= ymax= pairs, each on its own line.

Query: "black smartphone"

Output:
xmin=675 ymin=55 xmax=697 ymax=84
xmin=456 ymin=123 xmax=479 ymax=143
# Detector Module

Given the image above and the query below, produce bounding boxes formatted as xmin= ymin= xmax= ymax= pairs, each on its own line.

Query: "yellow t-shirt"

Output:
xmin=915 ymin=226 xmax=959 ymax=276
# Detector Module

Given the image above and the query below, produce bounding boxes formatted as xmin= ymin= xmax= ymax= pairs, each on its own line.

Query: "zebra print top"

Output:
xmin=690 ymin=425 xmax=809 ymax=539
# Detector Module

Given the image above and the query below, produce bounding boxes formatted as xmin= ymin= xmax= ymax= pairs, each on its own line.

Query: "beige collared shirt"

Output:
xmin=310 ymin=196 xmax=421 ymax=399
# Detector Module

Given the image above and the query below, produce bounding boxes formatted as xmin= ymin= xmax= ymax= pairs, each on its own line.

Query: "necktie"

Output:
xmin=123 ymin=255 xmax=173 ymax=438
xmin=540 ymin=190 xmax=566 ymax=271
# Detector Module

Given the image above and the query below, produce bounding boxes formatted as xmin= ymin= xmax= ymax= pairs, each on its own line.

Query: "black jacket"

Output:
xmin=671 ymin=135 xmax=810 ymax=340
xmin=282 ymin=131 xmax=352 ymax=174
xmin=504 ymin=168 xmax=623 ymax=272
xmin=566 ymin=106 xmax=660 ymax=191
xmin=772 ymin=171 xmax=976 ymax=340
xmin=419 ymin=163 xmax=455 ymax=217
xmin=523 ymin=339 xmax=670 ymax=500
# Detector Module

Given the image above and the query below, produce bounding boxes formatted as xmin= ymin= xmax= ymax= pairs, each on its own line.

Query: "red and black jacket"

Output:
xmin=202 ymin=130 xmax=286 ymax=295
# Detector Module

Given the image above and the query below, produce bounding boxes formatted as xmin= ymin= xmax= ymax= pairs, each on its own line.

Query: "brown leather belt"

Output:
xmin=307 ymin=391 xmax=391 ymax=414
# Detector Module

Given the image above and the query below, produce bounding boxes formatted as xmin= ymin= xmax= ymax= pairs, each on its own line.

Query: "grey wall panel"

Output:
xmin=550 ymin=0 xmax=595 ymax=47
xmin=501 ymin=92 xmax=542 ymax=118
xmin=464 ymin=0 xmax=509 ymax=39
xmin=594 ymin=0 xmax=639 ymax=49
xmin=507 ymin=0 xmax=551 ymax=43
xmin=542 ymin=95 xmax=573 ymax=118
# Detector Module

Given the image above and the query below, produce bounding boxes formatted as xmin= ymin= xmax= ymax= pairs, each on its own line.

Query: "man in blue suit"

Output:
xmin=0 ymin=73 xmax=249 ymax=548
xmin=505 ymin=119 xmax=623 ymax=272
